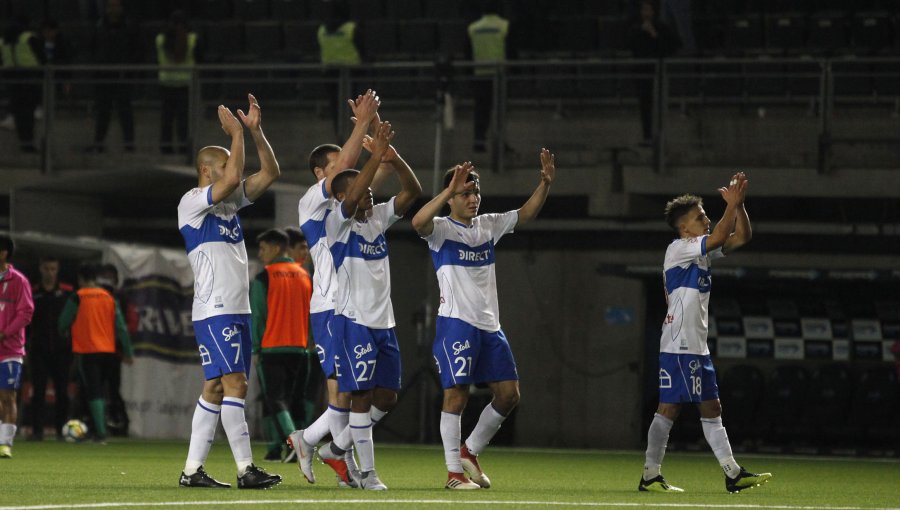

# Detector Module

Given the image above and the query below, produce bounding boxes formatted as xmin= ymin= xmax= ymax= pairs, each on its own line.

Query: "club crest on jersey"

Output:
xmin=697 ymin=275 xmax=710 ymax=289
xmin=688 ymin=359 xmax=701 ymax=374
xmin=218 ymin=223 xmax=241 ymax=241
xmin=354 ymin=343 xmax=373 ymax=359
xmin=452 ymin=340 xmax=470 ymax=355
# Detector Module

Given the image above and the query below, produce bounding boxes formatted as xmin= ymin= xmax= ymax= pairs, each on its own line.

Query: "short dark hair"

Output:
xmin=308 ymin=144 xmax=341 ymax=177
xmin=97 ymin=263 xmax=119 ymax=286
xmin=39 ymin=255 xmax=59 ymax=264
xmin=77 ymin=263 xmax=98 ymax=282
xmin=0 ymin=235 xmax=14 ymax=260
xmin=664 ymin=194 xmax=702 ymax=231
xmin=256 ymin=228 xmax=289 ymax=250
xmin=332 ymin=169 xmax=359 ymax=196
xmin=284 ymin=227 xmax=306 ymax=246
xmin=442 ymin=167 xmax=480 ymax=189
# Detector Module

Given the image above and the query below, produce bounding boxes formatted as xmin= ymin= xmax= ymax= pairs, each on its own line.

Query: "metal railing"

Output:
xmin=2 ymin=57 xmax=898 ymax=174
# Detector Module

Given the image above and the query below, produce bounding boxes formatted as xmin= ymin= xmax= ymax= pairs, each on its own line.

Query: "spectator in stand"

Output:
xmin=27 ymin=256 xmax=74 ymax=441
xmin=86 ymin=0 xmax=140 ymax=153
xmin=317 ymin=0 xmax=362 ymax=143
xmin=659 ymin=0 xmax=695 ymax=55
xmin=156 ymin=10 xmax=201 ymax=155
xmin=1 ymin=16 xmax=42 ymax=152
xmin=627 ymin=0 xmax=680 ymax=146
xmin=37 ymin=19 xmax=76 ymax=100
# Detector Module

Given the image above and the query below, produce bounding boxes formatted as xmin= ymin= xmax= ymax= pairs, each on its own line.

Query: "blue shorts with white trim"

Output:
xmin=192 ymin=314 xmax=252 ymax=380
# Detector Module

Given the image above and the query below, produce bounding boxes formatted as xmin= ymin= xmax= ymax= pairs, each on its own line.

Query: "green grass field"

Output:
xmin=1 ymin=440 xmax=898 ymax=509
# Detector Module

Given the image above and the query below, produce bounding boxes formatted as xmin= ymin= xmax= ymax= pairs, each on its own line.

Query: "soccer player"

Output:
xmin=314 ymin=120 xmax=420 ymax=491
xmin=58 ymin=263 xmax=133 ymax=443
xmin=639 ymin=172 xmax=772 ymax=493
xmin=0 ymin=234 xmax=35 ymax=458
xmin=287 ymin=90 xmax=382 ymax=488
xmin=411 ymin=149 xmax=556 ymax=489
xmin=250 ymin=229 xmax=312 ymax=462
xmin=176 ymin=93 xmax=281 ymax=489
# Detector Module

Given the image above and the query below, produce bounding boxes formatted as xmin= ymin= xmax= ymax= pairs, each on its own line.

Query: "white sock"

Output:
xmin=440 ymin=411 xmax=463 ymax=473
xmin=0 ymin=423 xmax=17 ymax=446
xmin=328 ymin=405 xmax=350 ymax=443
xmin=464 ymin=403 xmax=506 ymax=456
xmin=349 ymin=411 xmax=375 ymax=472
xmin=303 ymin=406 xmax=335 ymax=445
xmin=370 ymin=406 xmax=388 ymax=424
xmin=333 ymin=424 xmax=353 ymax=451
xmin=643 ymin=413 xmax=673 ymax=481
xmin=221 ymin=397 xmax=252 ymax=474
xmin=184 ymin=397 xmax=220 ymax=475
xmin=701 ymin=416 xmax=740 ymax=478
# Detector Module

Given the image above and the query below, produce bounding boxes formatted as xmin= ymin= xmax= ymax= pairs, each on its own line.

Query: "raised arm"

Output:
xmin=723 ymin=172 xmax=752 ymax=253
xmin=240 ymin=94 xmax=281 ymax=202
xmin=516 ymin=148 xmax=556 ymax=226
xmin=412 ymin=162 xmax=476 ymax=237
xmin=341 ymin=121 xmax=394 ymax=219
xmin=389 ymin=152 xmax=422 ymax=216
xmin=209 ymin=105 xmax=244 ymax=204
xmin=705 ymin=172 xmax=745 ymax=252
xmin=332 ymin=89 xmax=380 ymax=175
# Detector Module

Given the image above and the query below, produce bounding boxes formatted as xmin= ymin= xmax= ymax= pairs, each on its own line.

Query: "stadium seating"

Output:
xmin=269 ymin=0 xmax=306 ymax=20
xmin=806 ymin=363 xmax=854 ymax=448
xmin=243 ymin=21 xmax=284 ymax=62
xmin=759 ymin=365 xmax=809 ymax=446
xmin=282 ymin=20 xmax=320 ymax=63
xmin=232 ymin=0 xmax=270 ymax=21
xmin=847 ymin=366 xmax=899 ymax=448
xmin=718 ymin=364 xmax=765 ymax=444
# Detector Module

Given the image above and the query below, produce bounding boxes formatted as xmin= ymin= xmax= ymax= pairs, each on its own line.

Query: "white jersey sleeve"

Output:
xmin=177 ymin=183 xmax=252 ymax=321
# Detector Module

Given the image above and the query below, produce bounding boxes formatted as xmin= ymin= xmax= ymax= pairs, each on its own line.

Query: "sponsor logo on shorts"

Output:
xmin=452 ymin=340 xmax=470 ymax=355
xmin=354 ymin=343 xmax=373 ymax=359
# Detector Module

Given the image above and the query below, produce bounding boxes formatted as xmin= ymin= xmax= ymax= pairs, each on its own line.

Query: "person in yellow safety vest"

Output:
xmin=317 ymin=0 xmax=363 ymax=142
xmin=157 ymin=10 xmax=200 ymax=155
xmin=467 ymin=0 xmax=510 ymax=154
xmin=57 ymin=263 xmax=133 ymax=443
xmin=1 ymin=17 xmax=42 ymax=153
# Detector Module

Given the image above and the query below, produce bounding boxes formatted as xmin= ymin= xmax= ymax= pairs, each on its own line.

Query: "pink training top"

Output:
xmin=0 ymin=264 xmax=34 ymax=360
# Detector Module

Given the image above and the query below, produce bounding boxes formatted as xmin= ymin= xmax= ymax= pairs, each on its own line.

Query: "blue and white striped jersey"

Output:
xmin=177 ymin=183 xmax=252 ymax=321
xmin=423 ymin=211 xmax=517 ymax=333
xmin=660 ymin=235 xmax=725 ymax=355
xmin=325 ymin=197 xmax=401 ymax=329
xmin=298 ymin=179 xmax=337 ymax=314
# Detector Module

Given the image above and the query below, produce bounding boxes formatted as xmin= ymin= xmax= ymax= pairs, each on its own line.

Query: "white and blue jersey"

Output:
xmin=659 ymin=235 xmax=724 ymax=356
xmin=325 ymin=197 xmax=401 ymax=329
xmin=178 ymin=183 xmax=252 ymax=321
xmin=298 ymin=179 xmax=336 ymax=315
xmin=424 ymin=212 xmax=517 ymax=332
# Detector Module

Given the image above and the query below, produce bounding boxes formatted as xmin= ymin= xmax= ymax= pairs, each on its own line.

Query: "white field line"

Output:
xmin=2 ymin=500 xmax=899 ymax=510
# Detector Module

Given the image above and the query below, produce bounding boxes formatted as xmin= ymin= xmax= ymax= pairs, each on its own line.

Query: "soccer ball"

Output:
xmin=62 ymin=419 xmax=89 ymax=443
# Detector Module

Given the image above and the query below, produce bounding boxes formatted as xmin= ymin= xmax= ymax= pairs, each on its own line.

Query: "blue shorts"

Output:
xmin=0 ymin=359 xmax=22 ymax=390
xmin=311 ymin=310 xmax=337 ymax=378
xmin=658 ymin=353 xmax=719 ymax=403
xmin=333 ymin=315 xmax=401 ymax=393
xmin=432 ymin=316 xmax=519 ymax=390
xmin=193 ymin=314 xmax=252 ymax=380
